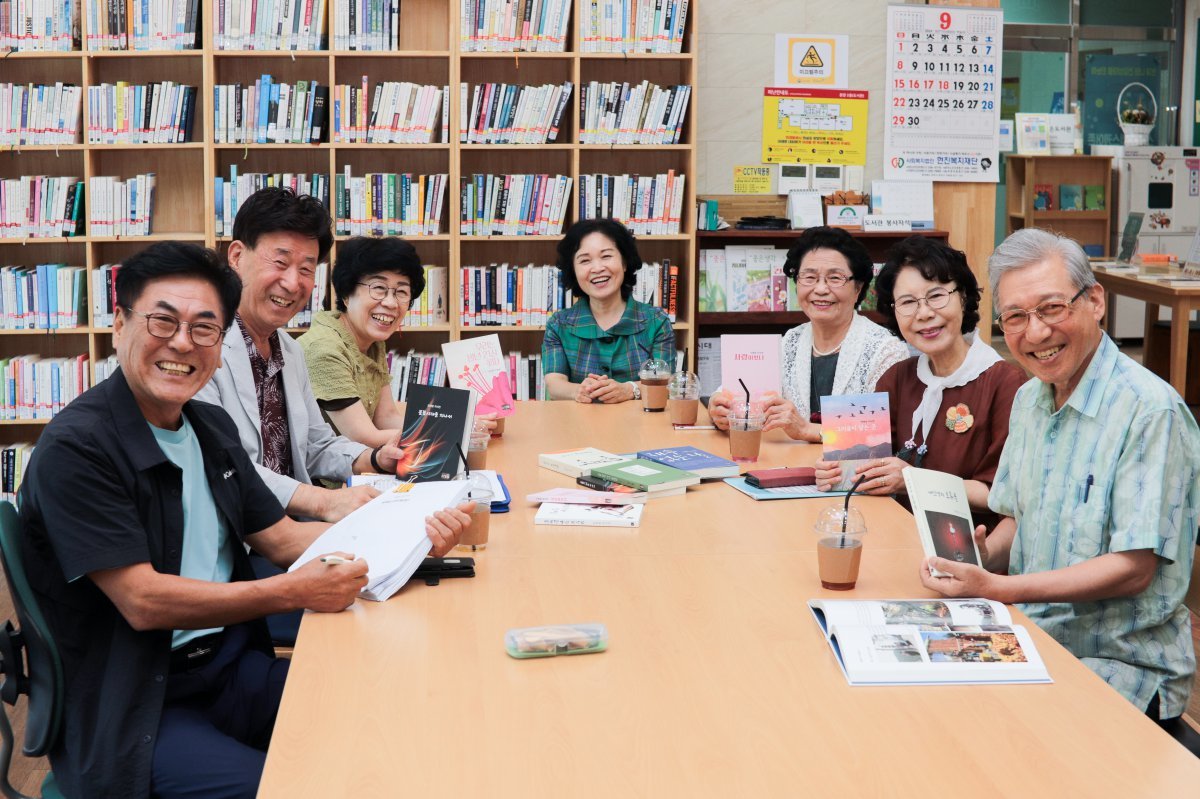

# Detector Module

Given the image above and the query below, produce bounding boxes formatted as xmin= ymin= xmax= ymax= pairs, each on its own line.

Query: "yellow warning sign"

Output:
xmin=776 ymin=35 xmax=846 ymax=87
xmin=800 ymin=46 xmax=823 ymax=68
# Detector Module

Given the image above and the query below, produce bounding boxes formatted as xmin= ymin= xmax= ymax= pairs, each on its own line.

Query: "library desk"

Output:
xmin=1093 ymin=269 xmax=1200 ymax=397
xmin=258 ymin=402 xmax=1200 ymax=798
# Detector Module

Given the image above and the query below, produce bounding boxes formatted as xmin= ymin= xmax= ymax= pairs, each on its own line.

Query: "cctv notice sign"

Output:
xmin=762 ymin=87 xmax=868 ymax=166
xmin=884 ymin=4 xmax=1003 ymax=182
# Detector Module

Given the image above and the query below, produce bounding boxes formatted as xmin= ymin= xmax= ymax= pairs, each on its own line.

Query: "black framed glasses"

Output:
xmin=357 ymin=282 xmax=411 ymax=305
xmin=796 ymin=272 xmax=854 ymax=289
xmin=122 ymin=308 xmax=224 ymax=347
xmin=996 ymin=287 xmax=1088 ymax=334
xmin=894 ymin=287 xmax=959 ymax=317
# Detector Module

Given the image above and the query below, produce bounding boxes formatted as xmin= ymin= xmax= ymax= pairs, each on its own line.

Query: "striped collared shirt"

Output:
xmin=990 ymin=334 xmax=1199 ymax=718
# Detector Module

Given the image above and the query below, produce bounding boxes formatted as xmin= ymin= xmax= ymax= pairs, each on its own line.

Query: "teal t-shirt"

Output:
xmin=150 ymin=416 xmax=234 ymax=650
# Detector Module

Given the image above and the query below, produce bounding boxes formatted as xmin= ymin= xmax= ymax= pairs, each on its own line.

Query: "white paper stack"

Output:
xmin=289 ymin=480 xmax=471 ymax=601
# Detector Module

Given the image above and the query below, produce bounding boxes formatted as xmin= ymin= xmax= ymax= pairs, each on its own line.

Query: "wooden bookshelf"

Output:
xmin=0 ymin=0 xmax=699 ymax=443
xmin=1005 ymin=155 xmax=1113 ymax=257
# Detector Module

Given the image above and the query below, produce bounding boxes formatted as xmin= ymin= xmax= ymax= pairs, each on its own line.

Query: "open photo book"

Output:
xmin=807 ymin=599 xmax=1052 ymax=686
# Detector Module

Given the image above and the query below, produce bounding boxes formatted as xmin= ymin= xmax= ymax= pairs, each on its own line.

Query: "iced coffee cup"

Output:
xmin=466 ymin=429 xmax=490 ymax=471
xmin=728 ymin=399 xmax=765 ymax=463
xmin=638 ymin=358 xmax=672 ymax=413
xmin=490 ymin=416 xmax=506 ymax=438
xmin=814 ymin=505 xmax=867 ymax=590
xmin=455 ymin=472 xmax=494 ymax=552
xmin=668 ymin=371 xmax=700 ymax=426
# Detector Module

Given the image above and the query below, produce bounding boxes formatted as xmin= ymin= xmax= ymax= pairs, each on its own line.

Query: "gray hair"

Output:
xmin=988 ymin=228 xmax=1096 ymax=303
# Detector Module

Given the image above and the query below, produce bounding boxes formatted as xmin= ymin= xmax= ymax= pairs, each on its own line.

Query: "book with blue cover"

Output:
xmin=635 ymin=445 xmax=739 ymax=479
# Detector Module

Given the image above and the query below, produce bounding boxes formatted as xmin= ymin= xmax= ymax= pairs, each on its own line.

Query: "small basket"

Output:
xmin=1117 ymin=82 xmax=1156 ymax=146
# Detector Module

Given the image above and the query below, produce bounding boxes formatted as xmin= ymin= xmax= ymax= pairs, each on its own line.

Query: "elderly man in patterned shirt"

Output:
xmin=921 ymin=228 xmax=1200 ymax=752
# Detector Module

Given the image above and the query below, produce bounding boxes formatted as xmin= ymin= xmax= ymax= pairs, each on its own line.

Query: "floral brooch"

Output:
xmin=945 ymin=403 xmax=974 ymax=433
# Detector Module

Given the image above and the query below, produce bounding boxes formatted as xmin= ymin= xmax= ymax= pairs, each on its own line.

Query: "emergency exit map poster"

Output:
xmin=762 ymin=87 xmax=868 ymax=165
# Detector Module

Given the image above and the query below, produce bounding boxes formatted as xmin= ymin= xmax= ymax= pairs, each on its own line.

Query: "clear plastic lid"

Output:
xmin=456 ymin=472 xmax=494 ymax=504
xmin=638 ymin=358 xmax=672 ymax=380
xmin=668 ymin=370 xmax=700 ymax=399
xmin=504 ymin=623 xmax=609 ymax=659
xmin=814 ymin=505 xmax=867 ymax=540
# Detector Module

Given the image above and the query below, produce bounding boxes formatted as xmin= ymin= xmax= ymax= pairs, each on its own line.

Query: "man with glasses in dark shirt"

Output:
xmin=18 ymin=242 xmax=471 ymax=798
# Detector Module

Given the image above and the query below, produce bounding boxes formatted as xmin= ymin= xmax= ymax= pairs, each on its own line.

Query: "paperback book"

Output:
xmin=441 ymin=333 xmax=515 ymax=417
xmin=819 ymin=392 xmax=891 ymax=491
xmin=538 ymin=447 xmax=628 ymax=478
xmin=399 ymin=384 xmax=477 ymax=482
xmin=588 ymin=459 xmax=700 ymax=494
xmin=902 ymin=466 xmax=982 ymax=575
xmin=526 ymin=488 xmax=648 ymax=505
xmin=533 ymin=502 xmax=645 ymax=528
xmin=635 ymin=445 xmax=739 ymax=479
xmin=720 ymin=334 xmax=782 ymax=401
xmin=808 ymin=598 xmax=1052 ymax=686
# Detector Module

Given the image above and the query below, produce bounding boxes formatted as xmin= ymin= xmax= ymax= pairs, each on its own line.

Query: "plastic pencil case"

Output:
xmin=504 ymin=623 xmax=608 ymax=659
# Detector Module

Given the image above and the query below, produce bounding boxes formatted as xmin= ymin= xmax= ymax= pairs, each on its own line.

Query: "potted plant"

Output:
xmin=1117 ymin=82 xmax=1156 ymax=146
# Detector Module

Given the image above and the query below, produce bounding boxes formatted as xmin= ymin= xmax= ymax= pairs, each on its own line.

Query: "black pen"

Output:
xmin=1083 ymin=474 xmax=1093 ymax=503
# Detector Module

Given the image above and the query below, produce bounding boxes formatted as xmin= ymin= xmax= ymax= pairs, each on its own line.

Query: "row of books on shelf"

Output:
xmin=578 ymin=80 xmax=689 ymax=145
xmin=459 ymin=263 xmax=572 ymax=327
xmin=459 ymin=81 xmax=572 ymax=146
xmin=580 ymin=0 xmax=688 ymax=53
xmin=460 ymin=0 xmax=571 ymax=52
xmin=1031 ymin=184 xmax=1105 ymax=212
xmin=88 ymin=174 xmax=156 ymax=237
xmin=88 ymin=81 xmax=198 ymax=144
xmin=0 ymin=0 xmax=77 ymax=51
xmin=389 ymin=348 xmax=548 ymax=402
xmin=0 ymin=354 xmax=91 ymax=421
xmin=1 ymin=82 xmax=83 ymax=146
xmin=214 ymin=171 xmax=330 ymax=237
xmin=0 ymin=264 xmax=86 ymax=330
xmin=0 ymin=443 xmax=33 ymax=505
xmin=332 ymin=0 xmax=396 ymax=51
xmin=577 ymin=171 xmax=685 ymax=235
xmin=459 ymin=173 xmax=573 ymax=237
xmin=333 ymin=172 xmax=449 ymax=238
xmin=697 ymin=247 xmax=882 ymax=313
xmin=0 ymin=176 xmax=84 ymax=239
xmin=87 ymin=0 xmax=199 ymax=50
xmin=335 ymin=81 xmax=448 ymax=144
xmin=213 ymin=76 xmax=329 ymax=144
xmin=213 ymin=0 xmax=329 ymax=51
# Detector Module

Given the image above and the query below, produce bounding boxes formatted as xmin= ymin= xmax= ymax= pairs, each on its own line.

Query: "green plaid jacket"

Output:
xmin=542 ymin=298 xmax=676 ymax=384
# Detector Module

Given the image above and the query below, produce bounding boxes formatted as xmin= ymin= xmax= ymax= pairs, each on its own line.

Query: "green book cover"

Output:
xmin=589 ymin=459 xmax=701 ymax=492
xmin=1083 ymin=184 xmax=1105 ymax=211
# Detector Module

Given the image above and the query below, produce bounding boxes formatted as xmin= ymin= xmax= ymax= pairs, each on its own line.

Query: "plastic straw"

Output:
xmin=456 ymin=442 xmax=469 ymax=477
xmin=738 ymin=378 xmax=750 ymax=410
xmin=841 ymin=473 xmax=870 ymax=547
xmin=682 ymin=347 xmax=689 ymax=372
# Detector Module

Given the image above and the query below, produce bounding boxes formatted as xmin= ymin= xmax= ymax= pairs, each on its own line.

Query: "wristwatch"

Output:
xmin=629 ymin=382 xmax=641 ymax=401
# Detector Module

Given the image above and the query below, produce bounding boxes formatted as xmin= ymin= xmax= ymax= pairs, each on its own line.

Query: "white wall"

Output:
xmin=696 ymin=0 xmax=922 ymax=194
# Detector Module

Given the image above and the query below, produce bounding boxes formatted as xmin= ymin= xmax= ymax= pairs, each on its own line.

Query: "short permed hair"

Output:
xmin=116 ymin=241 xmax=242 ymax=330
xmin=555 ymin=218 xmax=643 ymax=301
xmin=876 ymin=235 xmax=981 ymax=336
xmin=781 ymin=226 xmax=874 ymax=307
xmin=230 ymin=186 xmax=333 ymax=263
xmin=331 ymin=237 xmax=426 ymax=312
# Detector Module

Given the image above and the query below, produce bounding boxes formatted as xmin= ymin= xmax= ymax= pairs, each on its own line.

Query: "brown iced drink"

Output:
xmin=490 ymin=416 xmax=506 ymax=438
xmin=641 ymin=377 xmax=669 ymax=412
xmin=668 ymin=397 xmax=699 ymax=425
xmin=817 ymin=537 xmax=863 ymax=590
xmin=456 ymin=504 xmax=491 ymax=551
xmin=728 ymin=428 xmax=762 ymax=463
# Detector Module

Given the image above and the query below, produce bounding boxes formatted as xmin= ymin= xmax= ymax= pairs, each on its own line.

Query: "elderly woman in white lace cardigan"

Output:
xmin=709 ymin=226 xmax=909 ymax=442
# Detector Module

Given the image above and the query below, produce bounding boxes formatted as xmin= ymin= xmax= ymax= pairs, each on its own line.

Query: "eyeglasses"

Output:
xmin=357 ymin=282 xmax=411 ymax=305
xmin=122 ymin=308 xmax=224 ymax=347
xmin=894 ymin=287 xmax=959 ymax=317
xmin=996 ymin=287 xmax=1088 ymax=334
xmin=796 ymin=272 xmax=854 ymax=289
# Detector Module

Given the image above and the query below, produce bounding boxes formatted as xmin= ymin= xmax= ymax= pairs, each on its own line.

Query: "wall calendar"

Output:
xmin=884 ymin=4 xmax=1003 ymax=183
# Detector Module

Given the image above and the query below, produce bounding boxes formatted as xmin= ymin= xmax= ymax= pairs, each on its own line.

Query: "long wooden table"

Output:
xmin=259 ymin=402 xmax=1200 ymax=797
xmin=1093 ymin=268 xmax=1200 ymax=397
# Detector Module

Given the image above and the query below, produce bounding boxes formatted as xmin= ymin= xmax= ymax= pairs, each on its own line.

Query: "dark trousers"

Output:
xmin=1147 ymin=694 xmax=1200 ymax=758
xmin=151 ymin=625 xmax=290 ymax=799
xmin=249 ymin=551 xmax=303 ymax=645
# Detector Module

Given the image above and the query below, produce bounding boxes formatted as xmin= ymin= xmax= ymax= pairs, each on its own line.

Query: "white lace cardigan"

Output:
xmin=781 ymin=313 xmax=910 ymax=420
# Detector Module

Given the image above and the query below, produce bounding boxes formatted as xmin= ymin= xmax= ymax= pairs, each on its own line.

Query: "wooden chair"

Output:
xmin=0 ymin=502 xmax=64 ymax=799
